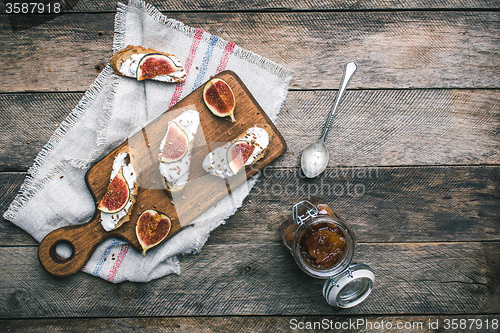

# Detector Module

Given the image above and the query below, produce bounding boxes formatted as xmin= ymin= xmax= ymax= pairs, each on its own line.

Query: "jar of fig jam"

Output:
xmin=281 ymin=198 xmax=375 ymax=308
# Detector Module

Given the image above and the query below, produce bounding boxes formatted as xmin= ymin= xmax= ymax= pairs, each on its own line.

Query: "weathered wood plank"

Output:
xmin=2 ymin=0 xmax=498 ymax=14
xmin=0 ymin=242 xmax=498 ymax=317
xmin=211 ymin=165 xmax=500 ymax=243
xmin=1 ymin=315 xmax=499 ymax=332
xmin=0 ymin=93 xmax=82 ymax=171
xmin=1 ymin=89 xmax=498 ymax=171
xmin=277 ymin=89 xmax=500 ymax=167
xmin=1 ymin=11 xmax=498 ymax=92
xmin=1 ymin=165 xmax=498 ymax=246
xmin=69 ymin=0 xmax=500 ymax=11
xmin=0 ymin=173 xmax=36 ymax=246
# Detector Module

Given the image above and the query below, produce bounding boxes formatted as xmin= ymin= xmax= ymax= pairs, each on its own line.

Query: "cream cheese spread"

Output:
xmin=203 ymin=126 xmax=270 ymax=178
xmin=119 ymin=53 xmax=186 ymax=82
xmin=159 ymin=110 xmax=200 ymax=188
xmin=100 ymin=152 xmax=137 ymax=232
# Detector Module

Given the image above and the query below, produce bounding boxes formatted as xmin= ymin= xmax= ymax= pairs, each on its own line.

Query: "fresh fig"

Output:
xmin=97 ymin=168 xmax=130 ymax=214
xmin=227 ymin=140 xmax=256 ymax=175
xmin=135 ymin=209 xmax=172 ymax=255
xmin=160 ymin=122 xmax=189 ymax=163
xmin=203 ymin=78 xmax=236 ymax=122
xmin=136 ymin=53 xmax=179 ymax=81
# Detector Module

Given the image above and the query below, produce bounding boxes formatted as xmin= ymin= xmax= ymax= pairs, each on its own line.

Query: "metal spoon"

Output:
xmin=300 ymin=61 xmax=357 ymax=178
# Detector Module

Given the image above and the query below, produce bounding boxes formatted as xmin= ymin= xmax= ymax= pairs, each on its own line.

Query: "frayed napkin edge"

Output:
xmin=3 ymin=66 xmax=117 ymax=223
xmin=115 ymin=0 xmax=293 ymax=79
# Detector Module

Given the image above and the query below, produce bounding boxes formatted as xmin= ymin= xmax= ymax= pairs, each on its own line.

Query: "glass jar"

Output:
xmin=281 ymin=197 xmax=375 ymax=308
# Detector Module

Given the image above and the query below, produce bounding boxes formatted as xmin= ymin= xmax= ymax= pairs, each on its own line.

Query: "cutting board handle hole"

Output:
xmin=50 ymin=240 xmax=75 ymax=263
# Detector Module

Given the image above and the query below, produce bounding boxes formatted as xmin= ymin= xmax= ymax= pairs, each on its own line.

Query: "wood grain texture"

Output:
xmin=2 ymin=165 xmax=498 ymax=246
xmin=0 ymin=93 xmax=82 ymax=171
xmin=0 ymin=242 xmax=498 ymax=317
xmin=2 ymin=0 xmax=499 ymax=13
xmin=1 ymin=314 xmax=499 ymax=332
xmin=1 ymin=89 xmax=498 ymax=171
xmin=0 ymin=173 xmax=37 ymax=245
xmin=36 ymin=71 xmax=286 ymax=277
xmin=1 ymin=12 xmax=499 ymax=92
xmin=211 ymin=165 xmax=500 ymax=243
xmin=1 ymin=0 xmax=499 ymax=325
xmin=277 ymin=89 xmax=500 ymax=167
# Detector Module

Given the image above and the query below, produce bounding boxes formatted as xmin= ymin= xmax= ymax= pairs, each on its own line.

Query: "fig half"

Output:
xmin=203 ymin=78 xmax=236 ymax=122
xmin=136 ymin=53 xmax=179 ymax=81
xmin=136 ymin=209 xmax=172 ymax=255
xmin=97 ymin=167 xmax=130 ymax=214
xmin=227 ymin=140 xmax=256 ymax=175
xmin=160 ymin=122 xmax=189 ymax=163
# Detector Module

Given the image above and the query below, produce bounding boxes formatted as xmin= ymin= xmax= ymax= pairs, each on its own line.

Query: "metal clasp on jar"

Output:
xmin=292 ymin=200 xmax=319 ymax=225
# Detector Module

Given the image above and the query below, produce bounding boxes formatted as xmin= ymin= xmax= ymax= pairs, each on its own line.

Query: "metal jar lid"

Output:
xmin=322 ymin=262 xmax=375 ymax=308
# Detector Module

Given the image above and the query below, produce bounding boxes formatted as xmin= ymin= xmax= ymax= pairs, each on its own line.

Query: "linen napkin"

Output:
xmin=3 ymin=0 xmax=292 ymax=283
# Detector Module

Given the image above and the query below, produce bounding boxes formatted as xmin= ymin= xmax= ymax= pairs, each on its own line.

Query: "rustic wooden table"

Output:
xmin=1 ymin=0 xmax=499 ymax=332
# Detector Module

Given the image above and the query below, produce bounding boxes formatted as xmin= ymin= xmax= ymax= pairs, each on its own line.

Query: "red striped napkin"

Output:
xmin=4 ymin=0 xmax=291 ymax=283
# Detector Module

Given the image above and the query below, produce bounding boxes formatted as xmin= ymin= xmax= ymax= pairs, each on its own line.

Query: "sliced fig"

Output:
xmin=136 ymin=53 xmax=179 ymax=81
xmin=135 ymin=209 xmax=172 ymax=255
xmin=227 ymin=140 xmax=256 ymax=175
xmin=203 ymin=78 xmax=236 ymax=122
xmin=98 ymin=168 xmax=130 ymax=214
xmin=160 ymin=122 xmax=189 ymax=163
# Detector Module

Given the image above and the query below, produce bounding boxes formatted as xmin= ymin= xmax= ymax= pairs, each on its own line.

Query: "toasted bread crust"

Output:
xmin=110 ymin=45 xmax=175 ymax=77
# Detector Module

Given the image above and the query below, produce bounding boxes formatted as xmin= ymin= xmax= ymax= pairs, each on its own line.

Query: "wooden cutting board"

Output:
xmin=38 ymin=70 xmax=287 ymax=277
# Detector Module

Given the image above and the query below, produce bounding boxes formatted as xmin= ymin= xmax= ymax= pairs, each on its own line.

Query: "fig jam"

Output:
xmin=281 ymin=198 xmax=356 ymax=278
xmin=298 ymin=222 xmax=347 ymax=269
xmin=280 ymin=198 xmax=375 ymax=308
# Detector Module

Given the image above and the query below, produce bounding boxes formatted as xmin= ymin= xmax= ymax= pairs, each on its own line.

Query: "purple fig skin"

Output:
xmin=203 ymin=79 xmax=236 ymax=122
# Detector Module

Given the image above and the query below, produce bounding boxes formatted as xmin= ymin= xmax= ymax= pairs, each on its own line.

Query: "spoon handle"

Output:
xmin=320 ymin=61 xmax=357 ymax=142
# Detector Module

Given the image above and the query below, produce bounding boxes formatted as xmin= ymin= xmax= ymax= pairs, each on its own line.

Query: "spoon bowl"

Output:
xmin=300 ymin=141 xmax=329 ymax=178
xmin=300 ymin=61 xmax=357 ymax=178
